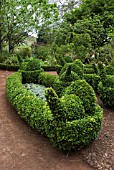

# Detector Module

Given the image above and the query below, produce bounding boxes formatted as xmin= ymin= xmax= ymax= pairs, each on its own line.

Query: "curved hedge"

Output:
xmin=98 ymin=75 xmax=114 ymax=108
xmin=84 ymin=74 xmax=101 ymax=92
xmin=6 ymin=72 xmax=103 ymax=152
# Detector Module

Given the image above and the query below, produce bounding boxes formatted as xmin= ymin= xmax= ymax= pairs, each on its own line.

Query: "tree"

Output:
xmin=0 ymin=0 xmax=59 ymax=53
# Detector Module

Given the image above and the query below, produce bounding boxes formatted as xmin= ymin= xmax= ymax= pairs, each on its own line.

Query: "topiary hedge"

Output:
xmin=59 ymin=59 xmax=84 ymax=79
xmin=6 ymin=71 xmax=103 ymax=152
xmin=105 ymin=65 xmax=114 ymax=75
xmin=98 ymin=62 xmax=114 ymax=108
xmin=62 ymin=80 xmax=97 ymax=115
xmin=84 ymin=74 xmax=101 ymax=92
xmin=84 ymin=64 xmax=95 ymax=74
xmin=0 ymin=63 xmax=20 ymax=71
xmin=98 ymin=75 xmax=114 ymax=108
xmin=59 ymin=65 xmax=80 ymax=86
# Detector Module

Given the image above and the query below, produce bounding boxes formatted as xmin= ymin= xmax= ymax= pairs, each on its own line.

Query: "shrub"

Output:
xmin=6 ymin=72 xmax=52 ymax=133
xmin=72 ymin=60 xmax=84 ymax=79
xmin=73 ymin=59 xmax=84 ymax=70
xmin=59 ymin=63 xmax=72 ymax=75
xmin=61 ymin=94 xmax=86 ymax=120
xmin=64 ymin=56 xmax=73 ymax=63
xmin=98 ymin=62 xmax=114 ymax=108
xmin=26 ymin=59 xmax=42 ymax=71
xmin=62 ymin=80 xmax=97 ymax=114
xmin=59 ymin=65 xmax=80 ymax=86
xmin=98 ymin=81 xmax=114 ymax=108
xmin=84 ymin=64 xmax=95 ymax=74
xmin=39 ymin=72 xmax=64 ymax=96
xmin=105 ymin=65 xmax=114 ymax=75
xmin=33 ymin=45 xmax=50 ymax=60
xmin=59 ymin=59 xmax=84 ymax=79
xmin=16 ymin=46 xmax=32 ymax=59
xmin=20 ymin=62 xmax=28 ymax=71
xmin=6 ymin=72 xmax=103 ymax=152
xmin=4 ymin=55 xmax=20 ymax=65
xmin=0 ymin=63 xmax=19 ymax=71
xmin=110 ymin=58 xmax=114 ymax=67
xmin=84 ymin=74 xmax=101 ymax=92
xmin=22 ymin=70 xmax=42 ymax=84
xmin=45 ymin=88 xmax=102 ymax=152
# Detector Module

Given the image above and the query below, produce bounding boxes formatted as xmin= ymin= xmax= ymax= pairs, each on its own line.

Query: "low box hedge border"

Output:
xmin=6 ymin=71 xmax=103 ymax=152
xmin=0 ymin=63 xmax=20 ymax=71
xmin=0 ymin=62 xmax=61 ymax=72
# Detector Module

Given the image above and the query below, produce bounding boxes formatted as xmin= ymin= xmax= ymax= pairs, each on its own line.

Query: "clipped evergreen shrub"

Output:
xmin=62 ymin=80 xmax=97 ymax=114
xmin=105 ymin=65 xmax=114 ymax=75
xmin=64 ymin=56 xmax=73 ymax=63
xmin=39 ymin=72 xmax=64 ymax=96
xmin=98 ymin=75 xmax=114 ymax=108
xmin=98 ymin=62 xmax=114 ymax=108
xmin=84 ymin=64 xmax=95 ymax=74
xmin=0 ymin=63 xmax=19 ymax=71
xmin=61 ymin=94 xmax=86 ymax=120
xmin=84 ymin=74 xmax=101 ymax=92
xmin=4 ymin=56 xmax=20 ymax=65
xmin=22 ymin=70 xmax=42 ymax=84
xmin=59 ymin=65 xmax=80 ymax=86
xmin=59 ymin=59 xmax=84 ymax=79
xmin=6 ymin=72 xmax=103 ymax=152
xmin=26 ymin=59 xmax=42 ymax=71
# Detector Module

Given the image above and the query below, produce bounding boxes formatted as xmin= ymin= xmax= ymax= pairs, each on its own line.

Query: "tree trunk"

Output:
xmin=8 ymin=36 xmax=14 ymax=53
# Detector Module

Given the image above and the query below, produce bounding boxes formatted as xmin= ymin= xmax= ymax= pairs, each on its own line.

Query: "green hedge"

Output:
xmin=105 ymin=65 xmax=114 ymax=75
xmin=6 ymin=72 xmax=103 ymax=152
xmin=84 ymin=74 xmax=101 ymax=92
xmin=98 ymin=75 xmax=114 ymax=108
xmin=0 ymin=63 xmax=19 ymax=71
xmin=21 ymin=70 xmax=42 ymax=84
xmin=38 ymin=72 xmax=64 ymax=96
xmin=62 ymin=80 xmax=97 ymax=114
xmin=59 ymin=59 xmax=84 ymax=79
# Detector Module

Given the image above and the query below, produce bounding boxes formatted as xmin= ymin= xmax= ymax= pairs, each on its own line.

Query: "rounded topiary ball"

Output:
xmin=61 ymin=94 xmax=86 ymax=121
xmin=62 ymin=80 xmax=97 ymax=115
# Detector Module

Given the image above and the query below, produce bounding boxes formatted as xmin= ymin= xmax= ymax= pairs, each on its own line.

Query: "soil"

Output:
xmin=0 ymin=70 xmax=114 ymax=170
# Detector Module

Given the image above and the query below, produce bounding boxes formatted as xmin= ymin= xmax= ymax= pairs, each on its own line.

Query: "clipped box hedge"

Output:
xmin=6 ymin=71 xmax=103 ymax=152
xmin=0 ymin=63 xmax=20 ymax=71
xmin=98 ymin=75 xmax=114 ymax=108
xmin=84 ymin=74 xmax=101 ymax=92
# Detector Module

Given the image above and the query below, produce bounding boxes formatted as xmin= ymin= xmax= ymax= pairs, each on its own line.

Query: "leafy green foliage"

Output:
xmin=105 ymin=65 xmax=114 ymax=75
xmin=62 ymin=80 xmax=97 ymax=114
xmin=84 ymin=74 xmax=101 ymax=92
xmin=0 ymin=0 xmax=59 ymax=53
xmin=61 ymin=94 xmax=86 ymax=120
xmin=6 ymin=71 xmax=103 ymax=152
xmin=98 ymin=81 xmax=114 ymax=108
xmin=59 ymin=59 xmax=84 ymax=79
xmin=25 ymin=59 xmax=42 ymax=71
xmin=59 ymin=65 xmax=80 ymax=86
xmin=98 ymin=61 xmax=114 ymax=108
xmin=22 ymin=70 xmax=42 ymax=84
xmin=4 ymin=55 xmax=19 ymax=65
xmin=38 ymin=72 xmax=64 ymax=96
